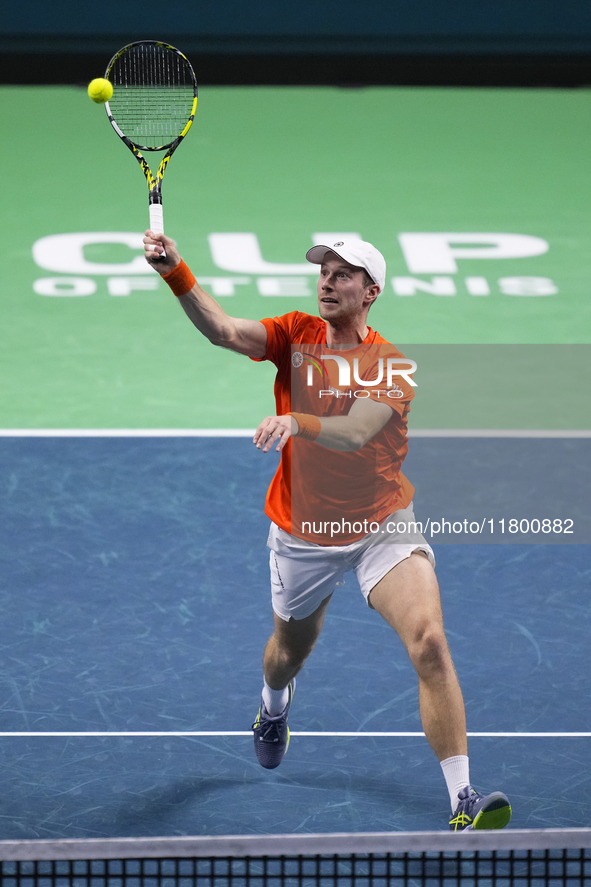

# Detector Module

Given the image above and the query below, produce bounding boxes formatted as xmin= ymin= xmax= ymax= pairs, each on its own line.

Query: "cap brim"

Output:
xmin=305 ymin=244 xmax=340 ymax=265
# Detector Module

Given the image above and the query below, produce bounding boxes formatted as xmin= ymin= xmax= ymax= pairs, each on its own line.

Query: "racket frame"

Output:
xmin=103 ymin=40 xmax=198 ymax=238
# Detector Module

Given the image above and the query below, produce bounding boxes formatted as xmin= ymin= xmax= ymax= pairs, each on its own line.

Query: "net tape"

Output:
xmin=1 ymin=829 xmax=591 ymax=860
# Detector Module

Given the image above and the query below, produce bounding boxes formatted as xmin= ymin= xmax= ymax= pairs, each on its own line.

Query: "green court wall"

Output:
xmin=2 ymin=86 xmax=589 ymax=429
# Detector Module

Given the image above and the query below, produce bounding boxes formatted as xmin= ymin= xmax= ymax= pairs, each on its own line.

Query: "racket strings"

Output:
xmin=108 ymin=43 xmax=195 ymax=148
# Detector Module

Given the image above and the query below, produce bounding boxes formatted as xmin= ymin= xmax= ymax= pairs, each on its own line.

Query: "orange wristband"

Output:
xmin=291 ymin=413 xmax=321 ymax=442
xmin=162 ymin=259 xmax=196 ymax=297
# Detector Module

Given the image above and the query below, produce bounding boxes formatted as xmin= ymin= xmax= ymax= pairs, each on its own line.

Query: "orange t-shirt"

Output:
xmin=252 ymin=311 xmax=415 ymax=544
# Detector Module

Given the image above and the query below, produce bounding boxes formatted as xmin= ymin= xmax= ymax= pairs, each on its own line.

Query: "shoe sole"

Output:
xmin=473 ymin=793 xmax=512 ymax=830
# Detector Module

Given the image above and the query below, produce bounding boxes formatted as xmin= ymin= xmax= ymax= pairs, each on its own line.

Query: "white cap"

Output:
xmin=306 ymin=239 xmax=386 ymax=293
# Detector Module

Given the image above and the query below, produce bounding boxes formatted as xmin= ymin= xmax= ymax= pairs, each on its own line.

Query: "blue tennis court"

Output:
xmin=0 ymin=435 xmax=589 ymax=839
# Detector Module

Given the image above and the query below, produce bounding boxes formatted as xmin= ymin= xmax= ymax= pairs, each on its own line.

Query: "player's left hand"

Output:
xmin=254 ymin=415 xmax=297 ymax=453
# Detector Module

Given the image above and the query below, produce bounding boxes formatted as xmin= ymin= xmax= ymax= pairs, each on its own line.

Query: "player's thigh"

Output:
xmin=367 ymin=551 xmax=445 ymax=651
xmin=269 ymin=542 xmax=346 ymax=623
xmin=271 ymin=592 xmax=333 ymax=657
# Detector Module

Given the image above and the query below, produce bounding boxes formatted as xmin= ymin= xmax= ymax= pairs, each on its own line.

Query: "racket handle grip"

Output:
xmin=149 ymin=204 xmax=167 ymax=259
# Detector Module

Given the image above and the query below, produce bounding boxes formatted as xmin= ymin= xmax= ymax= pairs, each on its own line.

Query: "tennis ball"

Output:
xmin=87 ymin=78 xmax=113 ymax=104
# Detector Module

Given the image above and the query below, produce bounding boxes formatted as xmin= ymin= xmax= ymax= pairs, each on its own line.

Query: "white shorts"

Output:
xmin=267 ymin=503 xmax=435 ymax=622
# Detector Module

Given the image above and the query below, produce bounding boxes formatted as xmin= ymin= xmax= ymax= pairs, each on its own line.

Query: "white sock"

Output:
xmin=262 ymin=680 xmax=290 ymax=716
xmin=440 ymin=755 xmax=470 ymax=811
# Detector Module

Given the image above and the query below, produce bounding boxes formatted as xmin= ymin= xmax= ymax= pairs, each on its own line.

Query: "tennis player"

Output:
xmin=144 ymin=230 xmax=511 ymax=832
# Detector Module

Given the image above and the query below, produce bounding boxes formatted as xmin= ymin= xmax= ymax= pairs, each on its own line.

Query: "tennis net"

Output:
xmin=0 ymin=829 xmax=590 ymax=887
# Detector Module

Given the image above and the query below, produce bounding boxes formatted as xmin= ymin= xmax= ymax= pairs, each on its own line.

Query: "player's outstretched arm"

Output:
xmin=254 ymin=398 xmax=393 ymax=454
xmin=144 ymin=231 xmax=267 ymax=358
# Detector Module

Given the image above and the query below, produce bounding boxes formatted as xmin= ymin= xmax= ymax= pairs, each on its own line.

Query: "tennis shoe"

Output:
xmin=449 ymin=785 xmax=512 ymax=831
xmin=252 ymin=680 xmax=295 ymax=769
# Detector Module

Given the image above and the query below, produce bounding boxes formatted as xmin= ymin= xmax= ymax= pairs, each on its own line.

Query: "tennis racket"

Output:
xmin=104 ymin=40 xmax=198 ymax=256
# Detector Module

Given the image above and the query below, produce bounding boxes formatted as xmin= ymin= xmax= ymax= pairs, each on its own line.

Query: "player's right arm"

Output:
xmin=144 ymin=231 xmax=267 ymax=359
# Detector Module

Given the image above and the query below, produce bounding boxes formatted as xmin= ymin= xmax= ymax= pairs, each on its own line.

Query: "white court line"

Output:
xmin=0 ymin=429 xmax=256 ymax=437
xmin=408 ymin=429 xmax=591 ymax=438
xmin=0 ymin=731 xmax=589 ymax=738
xmin=0 ymin=429 xmax=590 ymax=438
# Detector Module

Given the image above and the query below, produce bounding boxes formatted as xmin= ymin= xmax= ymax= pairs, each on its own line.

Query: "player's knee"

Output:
xmin=269 ymin=632 xmax=305 ymax=667
xmin=409 ymin=626 xmax=450 ymax=678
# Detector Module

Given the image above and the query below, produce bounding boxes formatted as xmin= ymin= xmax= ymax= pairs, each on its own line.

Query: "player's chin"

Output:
xmin=318 ymin=300 xmax=340 ymax=319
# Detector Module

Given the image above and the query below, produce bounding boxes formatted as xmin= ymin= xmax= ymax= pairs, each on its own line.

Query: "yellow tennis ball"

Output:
xmin=87 ymin=78 xmax=113 ymax=104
